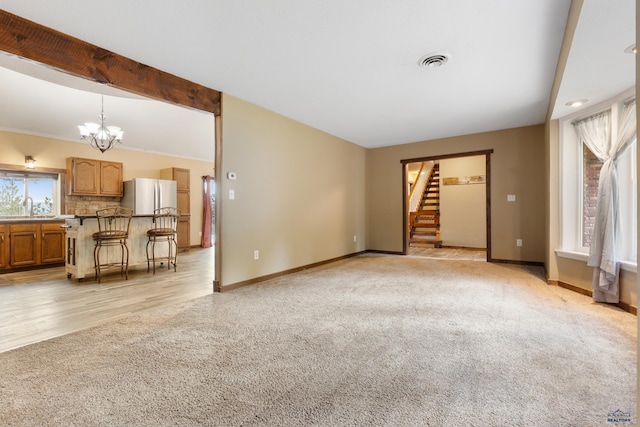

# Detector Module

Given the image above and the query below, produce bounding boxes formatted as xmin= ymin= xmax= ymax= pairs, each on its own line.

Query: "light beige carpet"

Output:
xmin=0 ymin=255 xmax=636 ymax=426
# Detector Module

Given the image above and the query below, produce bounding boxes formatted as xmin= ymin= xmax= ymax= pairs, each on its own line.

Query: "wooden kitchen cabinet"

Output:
xmin=176 ymin=217 xmax=190 ymax=249
xmin=9 ymin=223 xmax=39 ymax=267
xmin=161 ymin=167 xmax=190 ymax=250
xmin=3 ymin=222 xmax=65 ymax=270
xmin=99 ymin=161 xmax=124 ymax=196
xmin=0 ymin=225 xmax=8 ymax=269
xmin=176 ymin=191 xmax=190 ymax=215
xmin=41 ymin=223 xmax=65 ymax=264
xmin=67 ymin=157 xmax=123 ymax=196
xmin=173 ymin=168 xmax=190 ymax=192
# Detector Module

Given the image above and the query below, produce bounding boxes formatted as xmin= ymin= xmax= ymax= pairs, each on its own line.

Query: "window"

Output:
xmin=559 ymin=89 xmax=637 ymax=266
xmin=0 ymin=170 xmax=60 ymax=217
xmin=581 ymin=131 xmax=604 ymax=247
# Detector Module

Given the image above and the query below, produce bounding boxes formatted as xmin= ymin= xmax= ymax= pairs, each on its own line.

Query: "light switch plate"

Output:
xmin=229 ymin=189 xmax=235 ymax=200
xmin=507 ymin=194 xmax=516 ymax=202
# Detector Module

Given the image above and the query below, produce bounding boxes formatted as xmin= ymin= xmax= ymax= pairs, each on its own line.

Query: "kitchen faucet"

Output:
xmin=23 ymin=197 xmax=34 ymax=218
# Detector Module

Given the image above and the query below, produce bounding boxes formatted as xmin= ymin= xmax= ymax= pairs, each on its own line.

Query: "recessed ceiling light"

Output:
xmin=418 ymin=52 xmax=450 ymax=68
xmin=624 ymin=43 xmax=637 ymax=54
xmin=566 ymin=99 xmax=588 ymax=107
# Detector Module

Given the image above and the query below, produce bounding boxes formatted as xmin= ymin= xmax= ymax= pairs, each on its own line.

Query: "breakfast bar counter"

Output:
xmin=64 ymin=214 xmax=170 ymax=281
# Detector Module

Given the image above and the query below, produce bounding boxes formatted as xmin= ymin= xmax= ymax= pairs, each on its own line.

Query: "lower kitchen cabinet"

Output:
xmin=177 ymin=217 xmax=190 ymax=250
xmin=41 ymin=223 xmax=65 ymax=264
xmin=1 ymin=221 xmax=65 ymax=271
xmin=9 ymin=223 xmax=38 ymax=267
xmin=0 ymin=225 xmax=8 ymax=269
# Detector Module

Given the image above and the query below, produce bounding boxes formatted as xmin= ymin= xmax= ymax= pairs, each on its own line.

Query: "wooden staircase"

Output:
xmin=409 ymin=163 xmax=442 ymax=248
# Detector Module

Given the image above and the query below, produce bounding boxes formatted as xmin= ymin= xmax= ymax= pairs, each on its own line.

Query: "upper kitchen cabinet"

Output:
xmin=67 ymin=157 xmax=123 ymax=197
xmin=172 ymin=168 xmax=190 ymax=192
xmin=99 ymin=161 xmax=124 ymax=196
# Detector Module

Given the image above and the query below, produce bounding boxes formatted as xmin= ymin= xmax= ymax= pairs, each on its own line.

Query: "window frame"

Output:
xmin=0 ymin=163 xmax=65 ymax=218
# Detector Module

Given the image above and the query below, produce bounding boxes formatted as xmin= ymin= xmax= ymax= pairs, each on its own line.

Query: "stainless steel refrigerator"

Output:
xmin=121 ymin=178 xmax=177 ymax=215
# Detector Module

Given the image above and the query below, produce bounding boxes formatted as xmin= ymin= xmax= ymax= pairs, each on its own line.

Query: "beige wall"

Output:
xmin=0 ymin=130 xmax=214 ymax=246
xmin=545 ymin=120 xmax=560 ymax=281
xmin=366 ymin=125 xmax=546 ymax=262
xmin=218 ymin=94 xmax=366 ymax=287
xmin=439 ymin=156 xmax=486 ymax=248
xmin=556 ymin=257 xmax=637 ymax=312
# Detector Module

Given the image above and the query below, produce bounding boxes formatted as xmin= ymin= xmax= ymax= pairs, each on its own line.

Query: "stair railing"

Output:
xmin=408 ymin=161 xmax=432 ymax=213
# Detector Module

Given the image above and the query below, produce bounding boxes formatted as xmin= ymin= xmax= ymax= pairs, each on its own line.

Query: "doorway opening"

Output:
xmin=402 ymin=150 xmax=493 ymax=261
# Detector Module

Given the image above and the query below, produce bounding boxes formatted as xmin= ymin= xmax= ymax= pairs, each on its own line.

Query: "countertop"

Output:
xmin=71 ymin=213 xmax=190 ymax=225
xmin=1 ymin=213 xmax=190 ymax=225
xmin=0 ymin=215 xmax=73 ymax=224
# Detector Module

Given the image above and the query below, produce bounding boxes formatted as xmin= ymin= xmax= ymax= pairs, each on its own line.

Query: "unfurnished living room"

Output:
xmin=0 ymin=1 xmax=637 ymax=426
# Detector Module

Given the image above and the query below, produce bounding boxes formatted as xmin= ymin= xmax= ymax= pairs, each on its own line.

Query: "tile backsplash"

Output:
xmin=65 ymin=196 xmax=121 ymax=215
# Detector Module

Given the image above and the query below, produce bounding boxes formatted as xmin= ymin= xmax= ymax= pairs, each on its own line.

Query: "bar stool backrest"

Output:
xmin=152 ymin=207 xmax=180 ymax=235
xmin=95 ymin=207 xmax=133 ymax=239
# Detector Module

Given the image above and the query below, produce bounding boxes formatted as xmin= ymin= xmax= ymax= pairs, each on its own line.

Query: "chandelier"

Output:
xmin=78 ymin=95 xmax=124 ymax=153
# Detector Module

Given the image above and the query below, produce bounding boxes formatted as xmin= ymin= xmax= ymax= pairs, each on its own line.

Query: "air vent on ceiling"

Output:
xmin=418 ymin=53 xmax=450 ymax=68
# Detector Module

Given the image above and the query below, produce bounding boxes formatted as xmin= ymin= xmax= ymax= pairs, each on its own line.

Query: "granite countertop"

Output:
xmin=1 ymin=213 xmax=190 ymax=224
xmin=71 ymin=213 xmax=190 ymax=225
xmin=73 ymin=213 xmax=191 ymax=219
xmin=0 ymin=215 xmax=74 ymax=224
xmin=73 ymin=214 xmax=155 ymax=219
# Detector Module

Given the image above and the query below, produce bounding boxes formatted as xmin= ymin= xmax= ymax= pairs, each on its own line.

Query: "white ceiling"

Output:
xmin=0 ymin=1 xmax=635 ymax=160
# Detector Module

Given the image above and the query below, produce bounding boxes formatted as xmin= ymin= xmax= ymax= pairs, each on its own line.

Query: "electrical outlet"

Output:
xmin=507 ymin=194 xmax=516 ymax=202
xmin=353 ymin=235 xmax=357 ymax=242
xmin=253 ymin=250 xmax=259 ymax=260
xmin=516 ymin=239 xmax=522 ymax=247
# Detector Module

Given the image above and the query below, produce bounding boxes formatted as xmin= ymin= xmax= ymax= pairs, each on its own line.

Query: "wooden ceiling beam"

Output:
xmin=0 ymin=9 xmax=221 ymax=115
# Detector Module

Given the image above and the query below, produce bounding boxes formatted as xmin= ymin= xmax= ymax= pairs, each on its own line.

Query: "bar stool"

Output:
xmin=146 ymin=207 xmax=180 ymax=274
xmin=93 ymin=207 xmax=133 ymax=283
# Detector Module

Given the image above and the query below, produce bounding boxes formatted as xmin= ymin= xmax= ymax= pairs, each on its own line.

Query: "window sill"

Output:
xmin=555 ymin=250 xmax=637 ymax=273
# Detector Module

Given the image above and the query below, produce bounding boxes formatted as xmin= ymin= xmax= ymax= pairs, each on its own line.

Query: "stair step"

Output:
xmin=411 ymin=231 xmax=438 ymax=236
xmin=409 ymin=238 xmax=441 ymax=243
xmin=412 ymin=161 xmax=441 ymax=245
xmin=409 ymin=240 xmax=443 ymax=248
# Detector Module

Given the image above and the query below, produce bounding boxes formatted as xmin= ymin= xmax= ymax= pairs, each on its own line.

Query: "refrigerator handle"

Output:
xmin=154 ymin=182 xmax=158 ymax=212
xmin=158 ymin=182 xmax=163 ymax=209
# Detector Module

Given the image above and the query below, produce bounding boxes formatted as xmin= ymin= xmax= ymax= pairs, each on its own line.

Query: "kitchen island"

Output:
xmin=64 ymin=214 xmax=173 ymax=281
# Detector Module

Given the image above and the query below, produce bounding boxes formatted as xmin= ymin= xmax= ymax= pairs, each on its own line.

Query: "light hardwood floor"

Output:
xmin=0 ymin=247 xmax=215 ymax=354
xmin=408 ymin=245 xmax=487 ymax=261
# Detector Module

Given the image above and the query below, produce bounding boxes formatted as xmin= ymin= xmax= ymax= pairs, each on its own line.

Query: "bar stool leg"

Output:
xmin=172 ymin=235 xmax=178 ymax=271
xmin=123 ymin=240 xmax=129 ymax=279
xmin=94 ymin=242 xmax=102 ymax=283
xmin=146 ymin=238 xmax=151 ymax=272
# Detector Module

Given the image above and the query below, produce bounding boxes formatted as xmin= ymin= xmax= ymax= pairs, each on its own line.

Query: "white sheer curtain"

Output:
xmin=573 ymin=101 xmax=636 ymax=303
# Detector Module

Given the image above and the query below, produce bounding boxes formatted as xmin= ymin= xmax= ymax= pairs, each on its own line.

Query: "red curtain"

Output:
xmin=201 ymin=175 xmax=212 ymax=248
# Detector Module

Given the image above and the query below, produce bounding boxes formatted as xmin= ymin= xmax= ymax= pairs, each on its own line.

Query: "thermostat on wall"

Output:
xmin=227 ymin=172 xmax=236 ymax=180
